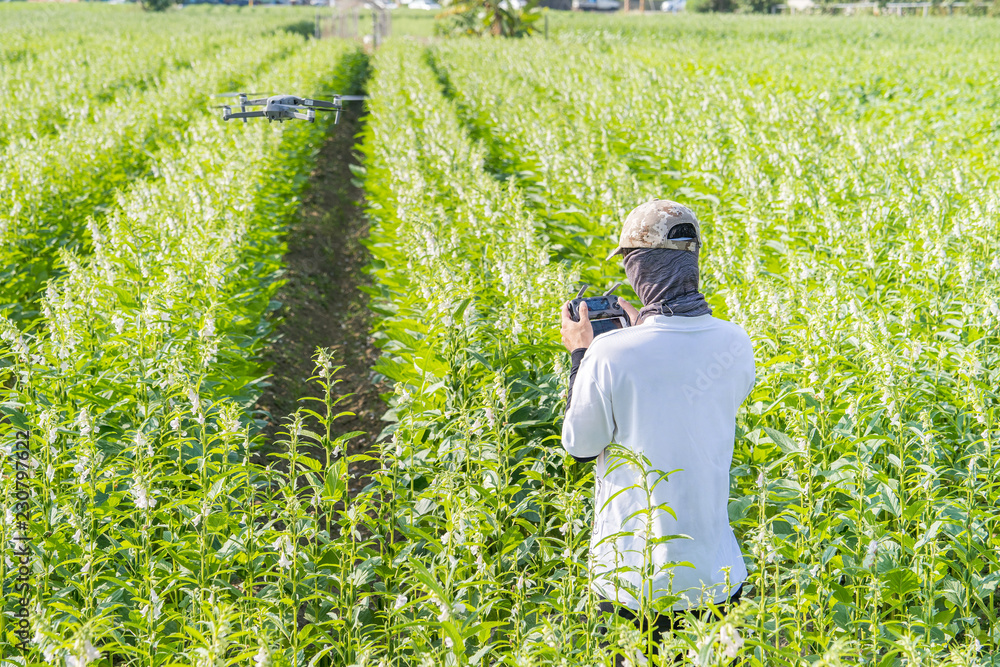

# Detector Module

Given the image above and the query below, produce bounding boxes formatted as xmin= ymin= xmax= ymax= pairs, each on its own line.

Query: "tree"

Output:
xmin=141 ymin=0 xmax=177 ymax=11
xmin=436 ymin=0 xmax=543 ymax=38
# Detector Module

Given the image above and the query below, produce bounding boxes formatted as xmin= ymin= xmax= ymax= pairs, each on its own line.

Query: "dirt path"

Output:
xmin=253 ymin=103 xmax=387 ymax=496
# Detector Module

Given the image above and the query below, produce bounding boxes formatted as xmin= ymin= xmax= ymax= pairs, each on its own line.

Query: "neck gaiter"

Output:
xmin=623 ymin=248 xmax=712 ymax=323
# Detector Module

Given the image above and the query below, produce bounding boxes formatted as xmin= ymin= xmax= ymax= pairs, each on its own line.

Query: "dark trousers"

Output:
xmin=596 ymin=584 xmax=744 ymax=665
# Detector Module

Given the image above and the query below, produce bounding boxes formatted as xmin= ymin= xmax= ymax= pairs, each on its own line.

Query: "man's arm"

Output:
xmin=558 ymin=298 xmax=637 ymax=462
xmin=562 ymin=351 xmax=615 ymax=460
xmin=566 ymin=347 xmax=588 ymax=411
xmin=565 ymin=347 xmax=597 ymax=462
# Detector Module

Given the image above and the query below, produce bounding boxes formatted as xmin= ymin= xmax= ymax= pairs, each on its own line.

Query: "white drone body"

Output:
xmin=218 ymin=93 xmax=365 ymax=124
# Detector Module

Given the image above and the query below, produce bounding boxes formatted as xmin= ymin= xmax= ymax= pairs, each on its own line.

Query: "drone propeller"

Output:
xmin=212 ymin=91 xmax=275 ymax=98
xmin=338 ymin=95 xmax=367 ymax=101
xmin=310 ymin=91 xmax=368 ymax=98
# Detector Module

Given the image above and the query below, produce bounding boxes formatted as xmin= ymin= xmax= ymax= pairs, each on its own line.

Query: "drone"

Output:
xmin=213 ymin=92 xmax=366 ymax=124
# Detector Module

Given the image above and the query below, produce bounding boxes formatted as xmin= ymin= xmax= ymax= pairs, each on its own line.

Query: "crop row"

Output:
xmin=425 ymin=31 xmax=999 ymax=660
xmin=0 ymin=37 xmax=369 ymax=666
xmin=0 ymin=17 xmax=249 ymax=147
xmin=342 ymin=41 xmax=753 ymax=665
xmin=0 ymin=28 xmax=306 ymax=327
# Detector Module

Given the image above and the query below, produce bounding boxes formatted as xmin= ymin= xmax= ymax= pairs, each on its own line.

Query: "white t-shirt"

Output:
xmin=561 ymin=313 xmax=755 ymax=611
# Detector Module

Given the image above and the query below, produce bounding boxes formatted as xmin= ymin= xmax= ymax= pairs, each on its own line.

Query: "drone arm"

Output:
xmin=224 ymin=111 xmax=267 ymax=120
xmin=302 ymin=98 xmax=340 ymax=110
xmin=290 ymin=110 xmax=316 ymax=123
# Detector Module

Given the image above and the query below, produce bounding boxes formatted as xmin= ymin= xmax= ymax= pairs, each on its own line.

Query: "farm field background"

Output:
xmin=0 ymin=5 xmax=998 ymax=666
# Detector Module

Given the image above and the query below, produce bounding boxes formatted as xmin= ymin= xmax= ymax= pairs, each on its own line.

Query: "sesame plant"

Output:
xmin=363 ymin=21 xmax=999 ymax=665
xmin=0 ymin=16 xmax=316 ymax=328
xmin=349 ymin=42 xmax=774 ymax=666
xmin=0 ymin=9 xmax=285 ymax=149
xmin=0 ymin=29 xmax=374 ymax=664
xmin=2 ymin=8 xmax=999 ymax=667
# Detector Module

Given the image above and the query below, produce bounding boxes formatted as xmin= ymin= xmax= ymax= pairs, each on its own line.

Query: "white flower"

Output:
xmin=718 ymin=623 xmax=743 ymax=659
xmin=72 ymin=528 xmax=83 ymax=544
xmin=253 ymin=645 xmax=270 ymax=667
xmin=132 ymin=482 xmax=156 ymax=510
xmin=136 ymin=431 xmax=152 ymax=457
xmin=40 ymin=409 xmax=59 ymax=444
xmin=188 ymin=387 xmax=199 ymax=413
xmin=199 ymin=317 xmax=215 ymax=338
xmin=453 ymin=602 xmax=466 ymax=614
xmin=73 ymin=455 xmax=90 ymax=485
xmin=140 ymin=590 xmax=163 ymax=622
xmin=170 ymin=418 xmax=180 ymax=431
xmin=494 ymin=378 xmax=507 ymax=405
xmin=273 ymin=535 xmax=293 ymax=568
xmin=65 ymin=637 xmax=101 ymax=667
xmin=485 ymin=408 xmax=495 ymax=428
xmin=863 ymin=538 xmax=878 ymax=569
xmin=111 ymin=315 xmax=125 ymax=334
xmin=76 ymin=409 xmax=91 ymax=437
xmin=394 ymin=594 xmax=408 ymax=610
xmin=444 ymin=637 xmax=454 ymax=649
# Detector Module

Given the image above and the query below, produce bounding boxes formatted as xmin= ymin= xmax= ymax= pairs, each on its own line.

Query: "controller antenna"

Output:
xmin=575 ymin=284 xmax=589 ymax=299
xmin=603 ymin=282 xmax=622 ymax=296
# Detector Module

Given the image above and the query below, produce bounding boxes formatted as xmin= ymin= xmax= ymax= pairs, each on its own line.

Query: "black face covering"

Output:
xmin=623 ymin=248 xmax=712 ymax=323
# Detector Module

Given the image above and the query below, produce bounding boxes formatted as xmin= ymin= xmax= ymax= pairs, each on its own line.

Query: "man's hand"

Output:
xmin=618 ymin=297 xmax=640 ymax=326
xmin=561 ymin=301 xmax=594 ymax=352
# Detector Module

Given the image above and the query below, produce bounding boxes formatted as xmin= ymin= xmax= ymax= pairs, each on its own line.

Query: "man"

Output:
xmin=559 ymin=200 xmax=755 ymax=658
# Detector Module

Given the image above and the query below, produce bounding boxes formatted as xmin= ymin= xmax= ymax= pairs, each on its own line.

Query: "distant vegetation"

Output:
xmin=1 ymin=5 xmax=998 ymax=666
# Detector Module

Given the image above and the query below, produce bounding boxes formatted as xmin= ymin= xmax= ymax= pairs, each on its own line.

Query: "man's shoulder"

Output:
xmin=576 ymin=326 xmax=639 ymax=369
xmin=586 ymin=315 xmax=751 ymax=348
xmin=706 ymin=316 xmax=754 ymax=359
xmin=709 ymin=316 xmax=752 ymax=340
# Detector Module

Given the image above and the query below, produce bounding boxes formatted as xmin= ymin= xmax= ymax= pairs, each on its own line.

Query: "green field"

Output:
xmin=1 ymin=5 xmax=998 ymax=666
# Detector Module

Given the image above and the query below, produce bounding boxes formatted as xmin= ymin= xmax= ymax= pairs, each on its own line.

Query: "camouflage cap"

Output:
xmin=606 ymin=200 xmax=701 ymax=261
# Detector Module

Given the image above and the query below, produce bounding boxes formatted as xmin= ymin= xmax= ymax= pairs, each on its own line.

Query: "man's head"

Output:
xmin=606 ymin=200 xmax=701 ymax=262
xmin=610 ymin=200 xmax=711 ymax=319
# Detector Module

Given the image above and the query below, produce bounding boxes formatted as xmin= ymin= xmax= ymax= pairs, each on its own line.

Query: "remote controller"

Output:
xmin=568 ymin=283 xmax=631 ymax=335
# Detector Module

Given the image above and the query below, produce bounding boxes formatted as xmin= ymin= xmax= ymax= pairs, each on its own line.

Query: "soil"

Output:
xmin=252 ymin=104 xmax=389 ymax=498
